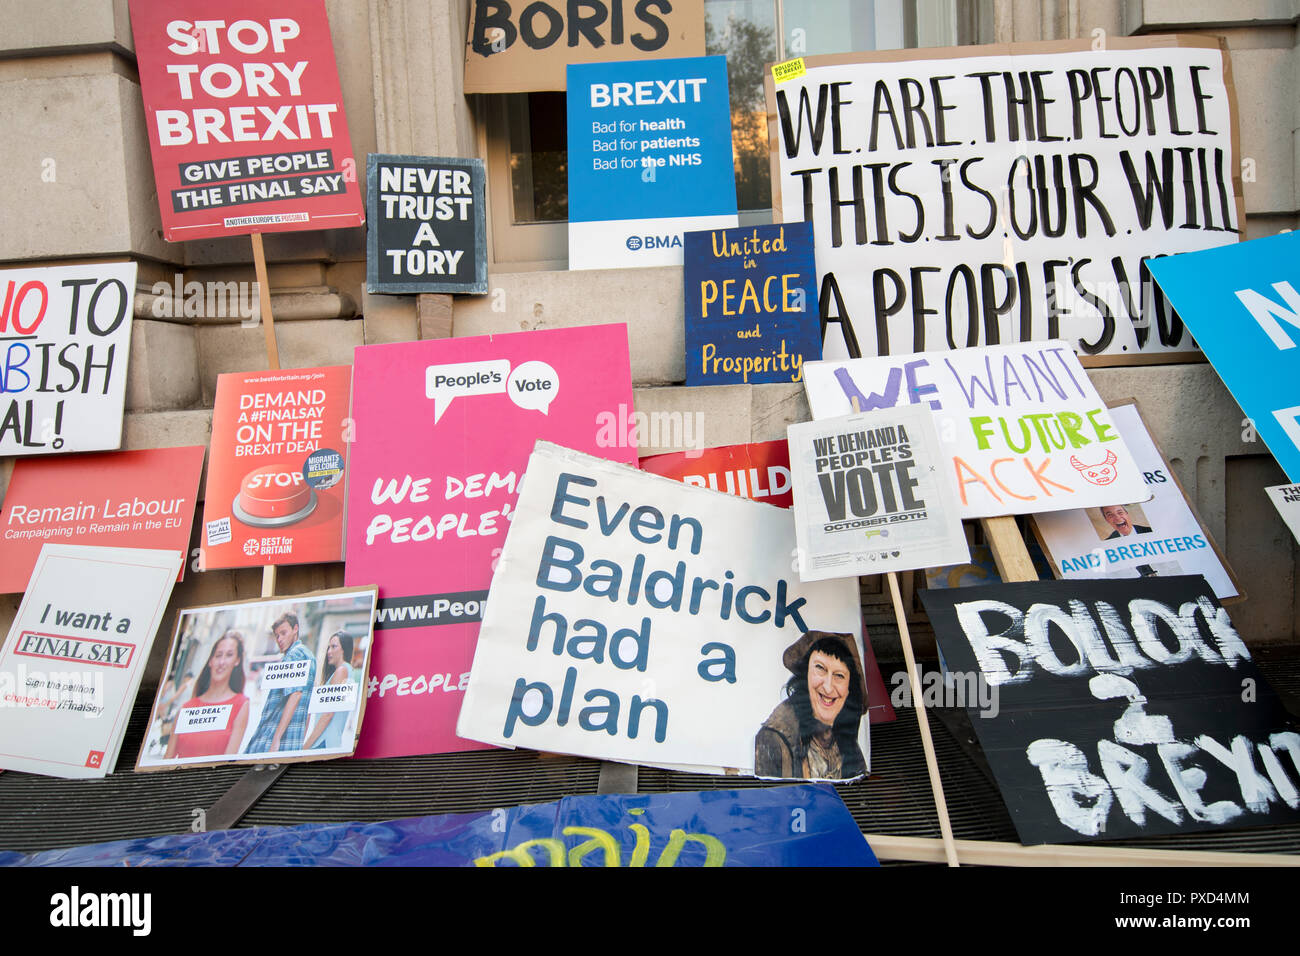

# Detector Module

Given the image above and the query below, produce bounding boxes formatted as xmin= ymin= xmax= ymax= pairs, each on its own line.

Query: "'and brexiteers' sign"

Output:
xmin=1032 ymin=402 xmax=1238 ymax=599
xmin=0 ymin=263 xmax=136 ymax=457
xmin=803 ymin=340 xmax=1149 ymax=519
xmin=567 ymin=56 xmax=738 ymax=270
xmin=129 ymin=0 xmax=364 ymax=241
xmin=344 ymin=326 xmax=638 ymax=758
xmin=1147 ymin=231 xmax=1300 ymax=482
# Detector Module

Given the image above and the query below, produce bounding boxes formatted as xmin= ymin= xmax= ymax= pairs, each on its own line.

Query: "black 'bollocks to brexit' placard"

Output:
xmin=921 ymin=575 xmax=1300 ymax=845
xmin=366 ymin=154 xmax=487 ymax=295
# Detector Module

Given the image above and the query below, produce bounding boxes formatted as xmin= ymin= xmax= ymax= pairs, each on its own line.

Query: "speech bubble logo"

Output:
xmin=426 ymin=359 xmax=510 ymax=423
xmin=507 ymin=360 xmax=559 ymax=415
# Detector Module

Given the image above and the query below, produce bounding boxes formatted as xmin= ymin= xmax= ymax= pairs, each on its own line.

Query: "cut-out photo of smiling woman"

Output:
xmin=754 ymin=630 xmax=867 ymax=780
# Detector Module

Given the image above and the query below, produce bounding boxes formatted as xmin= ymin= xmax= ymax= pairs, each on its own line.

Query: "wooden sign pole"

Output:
xmin=865 ymin=833 xmax=1300 ymax=867
xmin=200 ymin=231 xmax=287 ymax=829
xmin=250 ymin=232 xmax=280 ymax=371
xmin=250 ymin=231 xmax=279 ymax=599
xmin=846 ymin=395 xmax=959 ymax=866
xmin=980 ymin=515 xmax=1038 ymax=583
xmin=874 ymin=513 xmax=1297 ymax=866
xmin=887 ymin=570 xmax=960 ymax=867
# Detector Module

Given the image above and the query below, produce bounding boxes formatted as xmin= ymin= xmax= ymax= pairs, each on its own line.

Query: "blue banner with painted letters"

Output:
xmin=684 ymin=221 xmax=821 ymax=386
xmin=566 ymin=55 xmax=738 ymax=270
xmin=2 ymin=784 xmax=877 ymax=867
xmin=1147 ymin=231 xmax=1300 ymax=481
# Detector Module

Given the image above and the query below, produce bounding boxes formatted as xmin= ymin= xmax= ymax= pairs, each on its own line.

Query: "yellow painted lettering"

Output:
xmin=656 ymin=829 xmax=726 ymax=867
xmin=563 ymin=826 xmax=620 ymax=867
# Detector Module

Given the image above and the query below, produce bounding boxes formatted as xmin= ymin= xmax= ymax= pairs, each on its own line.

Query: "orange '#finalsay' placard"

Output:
xmin=201 ymin=366 xmax=351 ymax=569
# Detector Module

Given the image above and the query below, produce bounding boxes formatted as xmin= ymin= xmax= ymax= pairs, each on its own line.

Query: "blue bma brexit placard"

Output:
xmin=684 ymin=221 xmax=821 ymax=386
xmin=1147 ymin=231 xmax=1300 ymax=481
xmin=566 ymin=55 xmax=737 ymax=270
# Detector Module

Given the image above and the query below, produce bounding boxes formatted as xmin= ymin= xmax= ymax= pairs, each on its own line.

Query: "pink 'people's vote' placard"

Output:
xmin=344 ymin=324 xmax=637 ymax=757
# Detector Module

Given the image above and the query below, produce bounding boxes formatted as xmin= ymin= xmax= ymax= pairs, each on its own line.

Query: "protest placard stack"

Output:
xmin=5 ymin=0 xmax=1300 ymax=873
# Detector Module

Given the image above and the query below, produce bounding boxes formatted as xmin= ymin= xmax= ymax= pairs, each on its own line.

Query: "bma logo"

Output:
xmin=626 ymin=235 xmax=682 ymax=251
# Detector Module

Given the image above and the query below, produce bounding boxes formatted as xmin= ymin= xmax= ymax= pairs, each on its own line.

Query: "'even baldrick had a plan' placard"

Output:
xmin=457 ymin=442 xmax=868 ymax=779
xmin=366 ymin=154 xmax=487 ymax=295
xmin=788 ymin=404 xmax=969 ymax=581
xmin=0 ymin=262 xmax=137 ymax=457
xmin=766 ymin=38 xmax=1241 ymax=360
xmin=921 ymin=577 xmax=1300 ymax=845
xmin=803 ymin=340 xmax=1149 ymax=519
xmin=0 ymin=544 xmax=181 ymax=779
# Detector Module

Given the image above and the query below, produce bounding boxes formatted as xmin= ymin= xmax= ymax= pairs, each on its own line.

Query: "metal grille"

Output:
xmin=240 ymin=751 xmax=603 ymax=828
xmin=0 ymin=652 xmax=1296 ymax=858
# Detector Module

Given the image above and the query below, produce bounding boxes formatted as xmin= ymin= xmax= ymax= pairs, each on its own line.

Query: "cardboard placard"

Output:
xmin=464 ymin=0 xmax=705 ymax=94
xmin=925 ymin=541 xmax=1053 ymax=590
xmin=0 ymin=545 xmax=182 ymax=778
xmin=201 ymin=365 xmax=351 ymax=569
xmin=920 ymin=576 xmax=1300 ymax=845
xmin=566 ymin=55 xmax=738 ymax=270
xmin=0 ymin=262 xmax=137 ymax=457
xmin=765 ymin=37 xmax=1243 ymax=363
xmin=1033 ymin=401 xmax=1241 ymax=600
xmin=684 ymin=222 xmax=821 ymax=386
xmin=640 ymin=438 xmax=896 ymax=724
xmin=1265 ymin=484 xmax=1300 ymax=546
xmin=457 ymin=442 xmax=870 ymax=780
xmin=12 ymin=783 xmax=878 ymax=867
xmin=344 ymin=325 xmax=638 ymax=759
xmin=0 ymin=447 xmax=205 ymax=593
xmin=788 ymin=404 xmax=969 ymax=580
xmin=137 ymin=585 xmax=377 ymax=771
xmin=366 ymin=154 xmax=488 ymax=295
xmin=640 ymin=439 xmax=793 ymax=508
xmin=803 ymin=340 xmax=1150 ymax=519
xmin=129 ymin=0 xmax=364 ymax=240
xmin=1147 ymin=230 xmax=1300 ymax=480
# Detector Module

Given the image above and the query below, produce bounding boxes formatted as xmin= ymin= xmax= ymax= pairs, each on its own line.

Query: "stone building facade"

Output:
xmin=1 ymin=0 xmax=1298 ymax=696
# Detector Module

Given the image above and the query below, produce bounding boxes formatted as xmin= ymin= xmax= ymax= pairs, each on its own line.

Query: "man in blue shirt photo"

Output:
xmin=246 ymin=611 xmax=317 ymax=754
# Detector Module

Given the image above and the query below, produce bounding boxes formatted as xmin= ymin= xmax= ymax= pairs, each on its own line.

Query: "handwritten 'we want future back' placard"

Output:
xmin=803 ymin=340 xmax=1149 ymax=519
